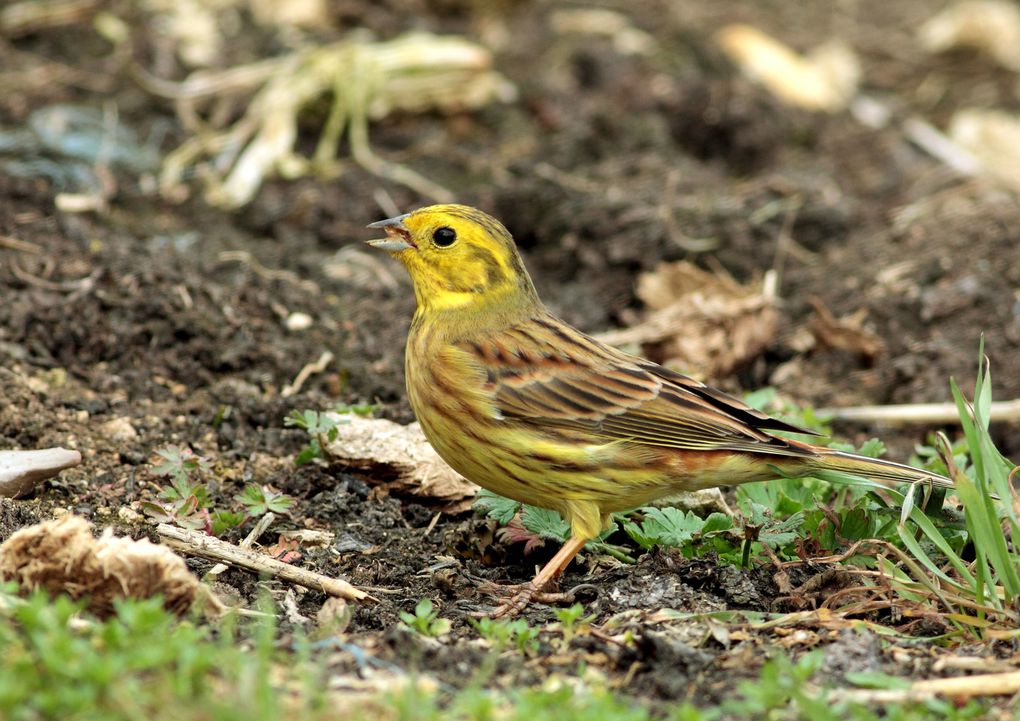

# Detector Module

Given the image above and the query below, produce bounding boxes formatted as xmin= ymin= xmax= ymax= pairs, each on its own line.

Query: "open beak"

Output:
xmin=366 ymin=213 xmax=414 ymax=252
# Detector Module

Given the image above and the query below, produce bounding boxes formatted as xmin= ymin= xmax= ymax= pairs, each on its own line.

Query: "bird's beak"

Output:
xmin=365 ymin=213 xmax=414 ymax=252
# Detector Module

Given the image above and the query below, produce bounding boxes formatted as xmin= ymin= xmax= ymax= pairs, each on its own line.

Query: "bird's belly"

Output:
xmin=417 ymin=414 xmax=561 ymax=508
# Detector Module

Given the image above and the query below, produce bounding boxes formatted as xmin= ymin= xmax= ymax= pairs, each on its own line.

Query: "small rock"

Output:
xmin=100 ymin=417 xmax=139 ymax=442
xmin=316 ymin=597 xmax=352 ymax=634
xmin=335 ymin=533 xmax=373 ymax=553
xmin=118 ymin=506 xmax=143 ymax=524
xmin=0 ymin=448 xmax=82 ymax=498
xmin=286 ymin=312 xmax=313 ymax=331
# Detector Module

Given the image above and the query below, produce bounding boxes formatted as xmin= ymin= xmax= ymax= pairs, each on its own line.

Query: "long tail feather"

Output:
xmin=809 ymin=450 xmax=953 ymax=489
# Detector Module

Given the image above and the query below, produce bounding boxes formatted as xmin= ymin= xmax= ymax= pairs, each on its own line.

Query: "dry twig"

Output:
xmin=282 ymin=351 xmax=334 ymax=398
xmin=818 ymin=399 xmax=1020 ymax=425
xmin=157 ymin=523 xmax=371 ymax=602
xmin=831 ymin=671 xmax=1020 ymax=702
xmin=207 ymin=512 xmax=275 ymax=578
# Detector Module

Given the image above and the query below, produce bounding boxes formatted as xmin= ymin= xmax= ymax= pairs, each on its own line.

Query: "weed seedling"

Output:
xmin=399 ymin=599 xmax=451 ymax=638
xmin=142 ymin=446 xmax=295 ymax=536
xmin=470 ymin=617 xmax=540 ymax=655
xmin=141 ymin=446 xmax=214 ymax=531
xmin=236 ymin=484 xmax=296 ymax=517
xmin=285 ymin=404 xmax=379 ymax=465
xmin=552 ymin=604 xmax=595 ymax=647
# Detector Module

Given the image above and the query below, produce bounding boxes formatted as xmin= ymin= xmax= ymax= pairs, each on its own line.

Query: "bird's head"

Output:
xmin=367 ymin=204 xmax=540 ymax=316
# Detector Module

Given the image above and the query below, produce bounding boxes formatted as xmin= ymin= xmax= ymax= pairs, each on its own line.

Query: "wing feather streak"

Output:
xmin=456 ymin=313 xmax=820 ymax=458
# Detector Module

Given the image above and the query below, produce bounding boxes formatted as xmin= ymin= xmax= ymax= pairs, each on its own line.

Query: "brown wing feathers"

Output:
xmin=461 ymin=314 xmax=821 ymax=457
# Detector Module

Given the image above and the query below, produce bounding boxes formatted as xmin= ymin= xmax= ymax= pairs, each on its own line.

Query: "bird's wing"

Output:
xmin=456 ymin=314 xmax=820 ymax=456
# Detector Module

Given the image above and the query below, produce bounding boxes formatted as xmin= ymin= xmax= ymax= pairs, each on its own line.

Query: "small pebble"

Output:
xmin=100 ymin=417 xmax=138 ymax=442
xmin=286 ymin=312 xmax=313 ymax=331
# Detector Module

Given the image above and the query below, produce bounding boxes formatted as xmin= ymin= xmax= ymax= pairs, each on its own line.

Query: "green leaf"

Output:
xmin=235 ymin=484 xmax=295 ymax=517
xmin=844 ymin=671 xmax=912 ymax=690
xmin=285 ymin=409 xmax=342 ymax=436
xmin=473 ymin=489 xmax=521 ymax=525
xmin=294 ymin=439 xmax=322 ymax=466
xmin=521 ymin=506 xmax=571 ymax=542
xmin=211 ymin=510 xmax=247 ymax=536
xmin=624 ymin=507 xmax=706 ymax=549
xmin=743 ymin=387 xmax=776 ymax=411
xmin=701 ymin=513 xmax=733 ymax=534
xmin=856 ymin=438 xmax=886 ymax=459
xmin=837 ymin=508 xmax=872 ymax=541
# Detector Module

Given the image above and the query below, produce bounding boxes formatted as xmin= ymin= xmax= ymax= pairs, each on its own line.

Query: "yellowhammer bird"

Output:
xmin=367 ymin=204 xmax=951 ymax=617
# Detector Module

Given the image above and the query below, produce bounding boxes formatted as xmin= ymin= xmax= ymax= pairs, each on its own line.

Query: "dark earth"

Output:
xmin=1 ymin=0 xmax=1019 ymax=711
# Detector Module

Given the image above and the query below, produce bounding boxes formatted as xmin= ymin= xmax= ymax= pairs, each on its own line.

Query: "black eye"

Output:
xmin=432 ymin=226 xmax=457 ymax=247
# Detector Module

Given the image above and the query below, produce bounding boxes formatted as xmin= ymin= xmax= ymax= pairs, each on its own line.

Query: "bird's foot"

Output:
xmin=472 ymin=579 xmax=593 ymax=618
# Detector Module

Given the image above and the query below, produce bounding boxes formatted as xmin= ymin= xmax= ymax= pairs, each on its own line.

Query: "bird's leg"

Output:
xmin=483 ymin=535 xmax=589 ymax=618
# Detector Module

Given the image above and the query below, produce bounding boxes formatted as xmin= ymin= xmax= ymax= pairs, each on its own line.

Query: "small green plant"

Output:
xmin=470 ymin=617 xmax=540 ymax=655
xmin=883 ymin=348 xmax=1020 ymax=634
xmin=141 ymin=446 xmax=214 ymax=531
xmin=236 ymin=484 xmax=296 ymax=516
xmin=0 ymin=586 xmax=331 ymax=721
xmin=399 ymin=599 xmax=451 ymax=637
xmin=552 ymin=603 xmax=595 ymax=646
xmin=285 ymin=404 xmax=379 ymax=465
xmin=622 ymin=508 xmax=733 ymax=551
xmin=475 ymin=490 xmax=635 ymax=563
xmin=142 ymin=446 xmax=295 ymax=536
xmin=722 ymin=651 xmax=828 ymax=718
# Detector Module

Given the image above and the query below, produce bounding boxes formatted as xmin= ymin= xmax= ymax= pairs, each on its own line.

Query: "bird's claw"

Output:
xmin=471 ymin=580 xmax=594 ymax=618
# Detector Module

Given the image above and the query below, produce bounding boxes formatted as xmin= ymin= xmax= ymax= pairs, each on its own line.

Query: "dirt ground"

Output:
xmin=2 ymin=0 xmax=1019 ymax=711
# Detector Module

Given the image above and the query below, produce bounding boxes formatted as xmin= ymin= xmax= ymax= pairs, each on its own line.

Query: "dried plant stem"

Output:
xmin=157 ymin=524 xmax=371 ymax=602
xmin=818 ymin=400 xmax=1020 ymax=425
xmin=831 ymin=670 xmax=1020 ymax=702
xmin=207 ymin=512 xmax=275 ymax=578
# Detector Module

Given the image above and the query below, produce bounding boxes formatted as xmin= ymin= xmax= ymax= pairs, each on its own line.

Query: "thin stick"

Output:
xmin=818 ymin=400 xmax=1020 ymax=425
xmin=282 ymin=351 xmax=334 ymax=397
xmin=207 ymin=512 xmax=275 ymax=578
xmin=903 ymin=117 xmax=981 ymax=176
xmin=157 ymin=524 xmax=371 ymax=602
xmin=0 ymin=235 xmax=42 ymax=254
xmin=830 ymin=670 xmax=1020 ymax=702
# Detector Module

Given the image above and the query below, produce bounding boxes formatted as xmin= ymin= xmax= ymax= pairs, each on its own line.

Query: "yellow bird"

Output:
xmin=367 ymin=204 xmax=950 ymax=616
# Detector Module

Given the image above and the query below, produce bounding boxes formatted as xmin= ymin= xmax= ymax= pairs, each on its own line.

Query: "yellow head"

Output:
xmin=366 ymin=204 xmax=540 ymax=316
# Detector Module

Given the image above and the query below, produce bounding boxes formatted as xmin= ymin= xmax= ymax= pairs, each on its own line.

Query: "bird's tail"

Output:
xmin=806 ymin=450 xmax=953 ymax=489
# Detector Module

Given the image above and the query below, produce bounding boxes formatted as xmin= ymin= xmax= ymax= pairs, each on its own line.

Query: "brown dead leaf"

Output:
xmin=323 ymin=415 xmax=477 ymax=507
xmin=807 ymin=297 xmax=885 ymax=359
xmin=0 ymin=514 xmax=200 ymax=617
xmin=596 ymin=261 xmax=776 ymax=379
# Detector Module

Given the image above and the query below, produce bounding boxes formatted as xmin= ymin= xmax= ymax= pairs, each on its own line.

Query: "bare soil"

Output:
xmin=2 ymin=0 xmax=1019 ymax=709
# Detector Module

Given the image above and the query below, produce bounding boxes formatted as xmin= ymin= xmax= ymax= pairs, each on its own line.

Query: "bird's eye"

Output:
xmin=432 ymin=226 xmax=457 ymax=247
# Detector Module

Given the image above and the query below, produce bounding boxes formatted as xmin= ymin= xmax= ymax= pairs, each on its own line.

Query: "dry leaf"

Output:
xmin=647 ymin=488 xmax=732 ymax=517
xmin=919 ymin=0 xmax=1020 ymax=72
xmin=807 ymin=297 xmax=885 ymax=359
xmin=549 ymin=8 xmax=656 ymax=56
xmin=323 ymin=415 xmax=477 ymax=506
xmin=0 ymin=515 xmax=200 ymax=617
xmin=716 ymin=24 xmax=860 ymax=112
xmin=948 ymin=109 xmax=1020 ymax=193
xmin=597 ymin=261 xmax=776 ymax=380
